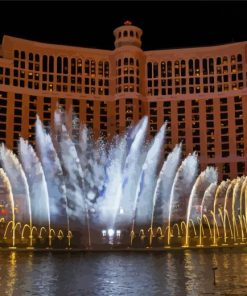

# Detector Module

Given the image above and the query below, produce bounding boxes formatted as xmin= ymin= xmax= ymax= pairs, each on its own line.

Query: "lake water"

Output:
xmin=0 ymin=248 xmax=247 ymax=296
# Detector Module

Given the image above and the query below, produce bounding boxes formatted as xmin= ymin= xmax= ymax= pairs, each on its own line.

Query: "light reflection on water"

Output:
xmin=0 ymin=249 xmax=247 ymax=295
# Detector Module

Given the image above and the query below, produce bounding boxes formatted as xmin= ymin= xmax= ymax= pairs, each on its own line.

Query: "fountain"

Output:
xmin=0 ymin=109 xmax=246 ymax=250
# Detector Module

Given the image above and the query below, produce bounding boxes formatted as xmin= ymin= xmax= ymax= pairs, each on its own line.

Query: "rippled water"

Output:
xmin=0 ymin=248 xmax=247 ymax=295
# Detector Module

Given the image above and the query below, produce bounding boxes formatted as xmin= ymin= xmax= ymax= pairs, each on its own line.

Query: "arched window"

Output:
xmin=91 ymin=60 xmax=96 ymax=75
xmin=175 ymin=60 xmax=180 ymax=76
xmin=231 ymin=55 xmax=236 ymax=63
xmin=181 ymin=60 xmax=186 ymax=76
xmin=147 ymin=62 xmax=152 ymax=78
xmin=209 ymin=58 xmax=214 ymax=73
xmin=63 ymin=57 xmax=68 ymax=74
xmin=98 ymin=61 xmax=103 ymax=76
xmin=119 ymin=32 xmax=121 ymax=38
xmin=14 ymin=50 xmax=19 ymax=58
xmin=43 ymin=55 xmax=48 ymax=72
xmin=136 ymin=32 xmax=139 ymax=38
xmin=57 ymin=57 xmax=62 ymax=73
xmin=85 ymin=60 xmax=90 ymax=75
xmin=223 ymin=56 xmax=228 ymax=63
xmin=237 ymin=54 xmax=242 ymax=62
xmin=71 ymin=58 xmax=76 ymax=75
xmin=153 ymin=62 xmax=158 ymax=78
xmin=130 ymin=58 xmax=134 ymax=65
xmin=104 ymin=62 xmax=109 ymax=77
xmin=217 ymin=57 xmax=221 ymax=65
xmin=130 ymin=31 xmax=134 ymax=37
xmin=124 ymin=58 xmax=128 ymax=65
xmin=161 ymin=61 xmax=166 ymax=77
xmin=167 ymin=61 xmax=172 ymax=77
xmin=195 ymin=59 xmax=200 ymax=70
xmin=189 ymin=59 xmax=193 ymax=75
xmin=35 ymin=54 xmax=40 ymax=62
xmin=49 ymin=56 xmax=54 ymax=72
xmin=118 ymin=59 xmax=121 ymax=67
xmin=203 ymin=59 xmax=208 ymax=74
xmin=136 ymin=60 xmax=139 ymax=67
xmin=124 ymin=31 xmax=128 ymax=37
xmin=21 ymin=51 xmax=25 ymax=59
xmin=29 ymin=53 xmax=33 ymax=61
xmin=77 ymin=59 xmax=82 ymax=74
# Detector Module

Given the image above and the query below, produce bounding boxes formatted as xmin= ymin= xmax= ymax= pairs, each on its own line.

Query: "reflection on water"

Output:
xmin=0 ymin=249 xmax=247 ymax=295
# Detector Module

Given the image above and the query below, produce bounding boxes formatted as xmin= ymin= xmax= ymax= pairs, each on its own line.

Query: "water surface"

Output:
xmin=0 ymin=248 xmax=246 ymax=296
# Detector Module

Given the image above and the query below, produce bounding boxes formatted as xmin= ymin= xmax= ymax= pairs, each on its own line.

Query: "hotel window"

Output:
xmin=21 ymin=51 xmax=25 ymax=59
xmin=189 ymin=60 xmax=193 ymax=76
xmin=14 ymin=50 xmax=19 ymax=58
xmin=71 ymin=58 xmax=76 ymax=75
xmin=237 ymin=162 xmax=245 ymax=175
xmin=203 ymin=59 xmax=208 ymax=75
xmin=63 ymin=57 xmax=68 ymax=74
xmin=43 ymin=55 xmax=48 ymax=72
xmin=77 ymin=59 xmax=82 ymax=75
xmin=147 ymin=62 xmax=152 ymax=78
xmin=57 ymin=57 xmax=62 ymax=73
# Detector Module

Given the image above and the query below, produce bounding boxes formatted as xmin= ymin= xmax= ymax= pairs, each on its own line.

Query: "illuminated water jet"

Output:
xmin=0 ymin=110 xmax=245 ymax=250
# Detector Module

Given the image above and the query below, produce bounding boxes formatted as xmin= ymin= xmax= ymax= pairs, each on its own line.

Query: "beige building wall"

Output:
xmin=0 ymin=21 xmax=246 ymax=180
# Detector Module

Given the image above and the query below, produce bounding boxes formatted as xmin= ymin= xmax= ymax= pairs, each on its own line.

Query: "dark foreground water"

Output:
xmin=0 ymin=248 xmax=247 ymax=296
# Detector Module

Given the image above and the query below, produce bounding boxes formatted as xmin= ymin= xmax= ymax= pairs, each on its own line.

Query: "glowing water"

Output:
xmin=117 ymin=117 xmax=149 ymax=227
xmin=0 ymin=110 xmax=245 ymax=249
xmin=152 ymin=143 xmax=182 ymax=227
xmin=168 ymin=153 xmax=198 ymax=245
xmin=0 ymin=169 xmax=15 ymax=247
xmin=0 ymin=145 xmax=31 ymax=224
xmin=18 ymin=138 xmax=50 ymax=241
xmin=35 ymin=116 xmax=68 ymax=226
xmin=185 ymin=167 xmax=218 ymax=245
xmin=133 ymin=123 xmax=167 ymax=230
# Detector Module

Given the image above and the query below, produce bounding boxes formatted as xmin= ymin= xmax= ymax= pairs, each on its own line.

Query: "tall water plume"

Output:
xmin=0 ymin=169 xmax=15 ymax=246
xmin=78 ymin=126 xmax=107 ymax=215
xmin=116 ymin=116 xmax=149 ymax=227
xmin=56 ymin=124 xmax=87 ymax=227
xmin=96 ymin=135 xmax=127 ymax=228
xmin=133 ymin=123 xmax=167 ymax=229
xmin=18 ymin=138 xmax=50 ymax=227
xmin=35 ymin=116 xmax=68 ymax=226
xmin=0 ymin=144 xmax=31 ymax=224
xmin=201 ymin=182 xmax=218 ymax=218
xmin=187 ymin=166 xmax=218 ymax=224
xmin=169 ymin=152 xmax=198 ymax=225
xmin=152 ymin=143 xmax=182 ymax=227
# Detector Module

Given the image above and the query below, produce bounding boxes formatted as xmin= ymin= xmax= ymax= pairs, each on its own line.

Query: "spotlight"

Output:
xmin=102 ymin=230 xmax=107 ymax=237
xmin=108 ymin=229 xmax=115 ymax=237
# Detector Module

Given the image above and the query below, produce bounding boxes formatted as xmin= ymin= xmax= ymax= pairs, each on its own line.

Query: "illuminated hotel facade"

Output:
xmin=0 ymin=21 xmax=247 ymax=180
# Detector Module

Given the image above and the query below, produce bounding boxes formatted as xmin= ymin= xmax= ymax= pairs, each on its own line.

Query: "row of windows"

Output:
xmin=147 ymin=55 xmax=242 ymax=78
xmin=117 ymin=30 xmax=140 ymax=39
xmin=14 ymin=50 xmax=110 ymax=77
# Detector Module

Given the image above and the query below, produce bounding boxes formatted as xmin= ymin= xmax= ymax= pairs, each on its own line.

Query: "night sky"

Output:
xmin=1 ymin=2 xmax=247 ymax=51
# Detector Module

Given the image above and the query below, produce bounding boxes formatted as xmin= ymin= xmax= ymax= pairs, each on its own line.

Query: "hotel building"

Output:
xmin=0 ymin=21 xmax=246 ymax=180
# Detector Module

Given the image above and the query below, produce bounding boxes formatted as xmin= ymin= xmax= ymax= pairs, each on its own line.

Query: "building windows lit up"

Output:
xmin=0 ymin=21 xmax=247 ymax=180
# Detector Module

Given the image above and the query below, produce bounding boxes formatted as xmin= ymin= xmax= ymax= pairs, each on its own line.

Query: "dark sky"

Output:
xmin=1 ymin=2 xmax=247 ymax=51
